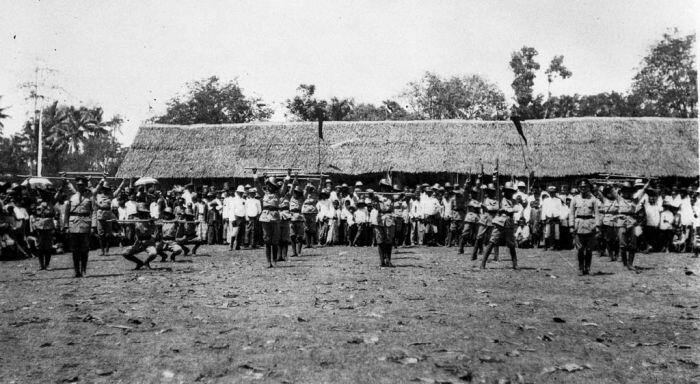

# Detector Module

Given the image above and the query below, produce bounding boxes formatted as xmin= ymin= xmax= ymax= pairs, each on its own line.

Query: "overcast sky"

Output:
xmin=1 ymin=0 xmax=697 ymax=144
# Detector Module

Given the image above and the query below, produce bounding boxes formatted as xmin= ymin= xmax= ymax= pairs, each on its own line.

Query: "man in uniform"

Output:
xmin=481 ymin=182 xmax=518 ymax=270
xmin=458 ymin=187 xmax=481 ymax=255
xmin=94 ymin=179 xmax=125 ymax=256
xmin=121 ymin=203 xmax=159 ymax=269
xmin=569 ymin=179 xmax=600 ymax=275
xmin=471 ymin=184 xmax=498 ymax=261
xmin=615 ymin=181 xmax=640 ymax=270
xmin=289 ymin=183 xmax=305 ymax=257
xmin=446 ymin=184 xmax=466 ymax=248
xmin=63 ymin=176 xmax=94 ymax=278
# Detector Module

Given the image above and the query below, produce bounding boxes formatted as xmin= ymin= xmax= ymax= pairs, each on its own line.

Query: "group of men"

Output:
xmin=1 ymin=172 xmax=699 ymax=277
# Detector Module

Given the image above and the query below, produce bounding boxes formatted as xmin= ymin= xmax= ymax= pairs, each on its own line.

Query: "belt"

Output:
xmin=69 ymin=213 xmax=91 ymax=217
xmin=262 ymin=206 xmax=278 ymax=211
xmin=576 ymin=215 xmax=594 ymax=219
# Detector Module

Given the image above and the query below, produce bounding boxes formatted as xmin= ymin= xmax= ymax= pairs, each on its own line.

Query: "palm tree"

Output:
xmin=48 ymin=106 xmax=108 ymax=154
xmin=0 ymin=96 xmax=9 ymax=131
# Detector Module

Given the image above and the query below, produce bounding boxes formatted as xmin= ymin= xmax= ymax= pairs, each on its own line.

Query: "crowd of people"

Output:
xmin=0 ymin=172 xmax=698 ymax=277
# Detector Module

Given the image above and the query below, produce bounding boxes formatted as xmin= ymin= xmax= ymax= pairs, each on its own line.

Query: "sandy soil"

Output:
xmin=0 ymin=244 xmax=698 ymax=384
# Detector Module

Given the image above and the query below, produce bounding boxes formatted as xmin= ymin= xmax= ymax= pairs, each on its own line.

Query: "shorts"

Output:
xmin=97 ymin=219 xmax=113 ymax=237
xmin=574 ymin=233 xmax=597 ymax=250
xmin=157 ymin=240 xmax=183 ymax=254
xmin=279 ymin=220 xmax=291 ymax=244
xmin=290 ymin=221 xmax=304 ymax=240
xmin=261 ymin=221 xmax=280 ymax=245
xmin=32 ymin=229 xmax=54 ymax=251
xmin=373 ymin=224 xmax=396 ymax=245
xmin=489 ymin=225 xmax=515 ymax=247
xmin=303 ymin=214 xmax=317 ymax=235
xmin=125 ymin=240 xmax=156 ymax=256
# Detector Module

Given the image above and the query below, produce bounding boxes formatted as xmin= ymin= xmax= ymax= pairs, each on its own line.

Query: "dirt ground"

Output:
xmin=0 ymin=244 xmax=698 ymax=384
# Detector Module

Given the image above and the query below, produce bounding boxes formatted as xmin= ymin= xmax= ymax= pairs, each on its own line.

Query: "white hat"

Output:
xmin=503 ymin=181 xmax=517 ymax=191
xmin=634 ymin=179 xmax=645 ymax=187
xmin=355 ymin=181 xmax=363 ymax=187
xmin=236 ymin=185 xmax=245 ymax=193
xmin=516 ymin=181 xmax=526 ymax=188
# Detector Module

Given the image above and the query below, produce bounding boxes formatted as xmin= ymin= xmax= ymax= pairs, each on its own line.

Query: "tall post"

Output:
xmin=37 ymin=91 xmax=43 ymax=177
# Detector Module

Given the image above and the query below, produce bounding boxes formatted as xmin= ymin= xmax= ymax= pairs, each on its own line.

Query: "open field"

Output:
xmin=0 ymin=245 xmax=698 ymax=384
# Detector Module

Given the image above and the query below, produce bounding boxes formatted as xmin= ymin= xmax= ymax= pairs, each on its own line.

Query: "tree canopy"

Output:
xmin=630 ymin=30 xmax=697 ymax=118
xmin=154 ymin=76 xmax=273 ymax=125
xmin=402 ymin=72 xmax=508 ymax=120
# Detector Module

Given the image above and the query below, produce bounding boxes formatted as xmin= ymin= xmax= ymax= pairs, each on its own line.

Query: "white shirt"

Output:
xmin=541 ymin=196 xmax=562 ymax=220
xmin=354 ymin=208 xmax=368 ymax=224
xmin=182 ymin=190 xmax=193 ymax=206
xmin=245 ymin=197 xmax=261 ymax=218
xmin=125 ymin=200 xmax=138 ymax=217
xmin=223 ymin=195 xmax=246 ymax=219
xmin=678 ymin=196 xmax=694 ymax=226
xmin=421 ymin=196 xmax=440 ymax=217
xmin=316 ymin=199 xmax=333 ymax=220
xmin=644 ymin=198 xmax=662 ymax=227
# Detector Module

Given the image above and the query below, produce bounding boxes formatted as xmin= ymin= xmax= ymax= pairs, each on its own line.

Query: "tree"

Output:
xmin=327 ymin=97 xmax=355 ymax=121
xmin=402 ymin=72 xmax=507 ymax=120
xmin=630 ymin=30 xmax=697 ymax=117
xmin=0 ymin=96 xmax=9 ymax=133
xmin=14 ymin=101 xmax=122 ymax=175
xmin=509 ymin=47 xmax=541 ymax=118
xmin=286 ymin=84 xmax=328 ymax=121
xmin=544 ymin=55 xmax=572 ymax=117
xmin=155 ymin=76 xmax=273 ymax=124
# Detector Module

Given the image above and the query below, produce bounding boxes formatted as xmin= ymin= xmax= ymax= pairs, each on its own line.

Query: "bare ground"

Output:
xmin=0 ymin=244 xmax=698 ymax=384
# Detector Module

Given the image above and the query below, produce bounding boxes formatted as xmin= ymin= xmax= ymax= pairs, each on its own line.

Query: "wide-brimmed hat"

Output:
xmin=546 ymin=185 xmax=557 ymax=192
xmin=293 ymin=185 xmax=303 ymax=194
xmin=265 ymin=177 xmax=279 ymax=190
xmin=619 ymin=181 xmax=634 ymax=190
xmin=137 ymin=202 xmax=150 ymax=213
xmin=366 ymin=188 xmax=375 ymax=194
xmin=236 ymin=185 xmax=245 ymax=193
xmin=379 ymin=178 xmax=391 ymax=187
xmin=355 ymin=181 xmax=363 ymax=187
xmin=578 ymin=179 xmax=591 ymax=188
xmin=633 ymin=179 xmax=645 ymax=188
xmin=444 ymin=182 xmax=452 ymax=189
xmin=486 ymin=183 xmax=496 ymax=191
xmin=248 ymin=187 xmax=257 ymax=194
xmin=503 ymin=181 xmax=517 ymax=192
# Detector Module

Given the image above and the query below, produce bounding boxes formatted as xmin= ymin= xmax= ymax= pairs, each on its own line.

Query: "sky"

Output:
xmin=1 ymin=0 xmax=697 ymax=145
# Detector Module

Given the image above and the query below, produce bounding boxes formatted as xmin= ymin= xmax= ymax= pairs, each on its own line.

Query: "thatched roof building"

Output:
xmin=116 ymin=117 xmax=698 ymax=181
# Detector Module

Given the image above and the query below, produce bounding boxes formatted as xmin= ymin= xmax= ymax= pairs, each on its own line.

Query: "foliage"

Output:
xmin=402 ymin=72 xmax=508 ymax=120
xmin=0 ymin=96 xmax=9 ymax=133
xmin=287 ymin=85 xmax=413 ymax=121
xmin=154 ymin=76 xmax=273 ymax=124
xmin=509 ymin=47 xmax=541 ymax=118
xmin=286 ymin=84 xmax=328 ymax=121
xmin=4 ymin=101 xmax=125 ymax=176
xmin=630 ymin=30 xmax=697 ymax=118
xmin=0 ymin=136 xmax=29 ymax=175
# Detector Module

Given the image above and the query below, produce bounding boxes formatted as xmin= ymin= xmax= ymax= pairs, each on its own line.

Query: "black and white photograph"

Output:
xmin=0 ymin=1 xmax=698 ymax=383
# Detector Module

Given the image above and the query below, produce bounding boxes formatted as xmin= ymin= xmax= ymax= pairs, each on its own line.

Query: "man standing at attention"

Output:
xmin=569 ymin=179 xmax=600 ymax=275
xmin=62 ymin=175 xmax=94 ymax=278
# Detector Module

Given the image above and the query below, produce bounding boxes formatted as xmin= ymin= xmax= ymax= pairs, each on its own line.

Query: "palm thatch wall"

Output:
xmin=116 ymin=117 xmax=698 ymax=179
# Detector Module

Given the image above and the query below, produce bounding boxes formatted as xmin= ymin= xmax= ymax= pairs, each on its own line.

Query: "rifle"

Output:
xmin=494 ymin=158 xmax=501 ymax=209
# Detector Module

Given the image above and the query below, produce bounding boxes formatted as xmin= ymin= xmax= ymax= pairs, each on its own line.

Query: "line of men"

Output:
xmin=2 ymin=173 xmax=699 ymax=277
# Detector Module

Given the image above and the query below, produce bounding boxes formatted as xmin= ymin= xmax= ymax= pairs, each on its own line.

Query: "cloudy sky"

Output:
xmin=1 ymin=0 xmax=697 ymax=144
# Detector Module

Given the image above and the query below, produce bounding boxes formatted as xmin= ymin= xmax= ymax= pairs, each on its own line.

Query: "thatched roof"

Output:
xmin=116 ymin=117 xmax=698 ymax=179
